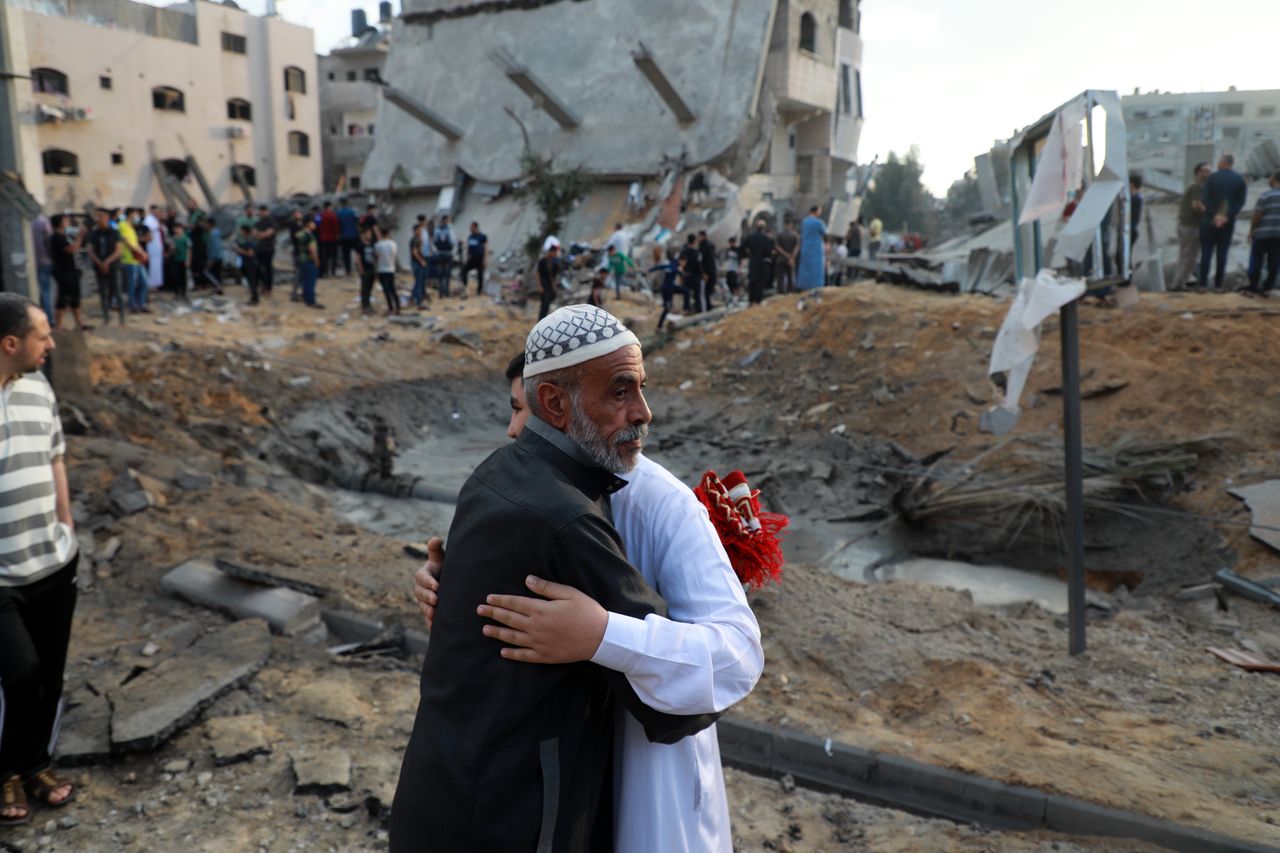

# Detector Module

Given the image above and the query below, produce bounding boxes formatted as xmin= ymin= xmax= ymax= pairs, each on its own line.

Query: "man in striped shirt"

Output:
xmin=0 ymin=293 xmax=77 ymax=824
xmin=1247 ymin=171 xmax=1280 ymax=295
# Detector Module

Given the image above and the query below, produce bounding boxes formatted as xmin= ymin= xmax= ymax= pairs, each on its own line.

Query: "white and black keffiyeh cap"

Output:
xmin=524 ymin=304 xmax=641 ymax=378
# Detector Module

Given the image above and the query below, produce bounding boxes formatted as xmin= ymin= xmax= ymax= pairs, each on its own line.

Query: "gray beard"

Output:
xmin=565 ymin=395 xmax=648 ymax=474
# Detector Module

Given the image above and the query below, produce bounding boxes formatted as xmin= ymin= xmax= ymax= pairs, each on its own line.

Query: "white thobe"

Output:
xmin=591 ymin=454 xmax=763 ymax=853
xmin=143 ymin=213 xmax=164 ymax=287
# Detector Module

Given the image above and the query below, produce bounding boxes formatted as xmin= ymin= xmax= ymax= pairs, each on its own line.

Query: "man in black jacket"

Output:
xmin=1199 ymin=153 xmax=1248 ymax=291
xmin=390 ymin=305 xmax=715 ymax=852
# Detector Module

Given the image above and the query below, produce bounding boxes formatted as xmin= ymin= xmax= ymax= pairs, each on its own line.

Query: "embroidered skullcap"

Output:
xmin=524 ymin=304 xmax=641 ymax=378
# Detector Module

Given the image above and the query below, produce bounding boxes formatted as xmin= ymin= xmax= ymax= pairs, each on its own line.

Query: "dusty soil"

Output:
xmin=12 ymin=275 xmax=1280 ymax=851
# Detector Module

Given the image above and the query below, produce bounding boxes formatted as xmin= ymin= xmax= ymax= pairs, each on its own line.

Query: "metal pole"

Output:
xmin=1060 ymin=298 xmax=1087 ymax=655
xmin=1061 ymin=91 xmax=1092 ymax=656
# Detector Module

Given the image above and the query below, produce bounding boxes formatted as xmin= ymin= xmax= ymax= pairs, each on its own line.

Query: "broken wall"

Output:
xmin=362 ymin=0 xmax=776 ymax=190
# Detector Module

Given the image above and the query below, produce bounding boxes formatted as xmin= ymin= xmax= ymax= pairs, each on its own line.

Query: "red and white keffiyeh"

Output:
xmin=693 ymin=470 xmax=789 ymax=589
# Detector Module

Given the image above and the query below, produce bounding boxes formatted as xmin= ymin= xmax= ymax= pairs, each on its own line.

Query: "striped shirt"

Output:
xmin=0 ymin=370 xmax=73 ymax=586
xmin=1254 ymin=188 xmax=1280 ymax=241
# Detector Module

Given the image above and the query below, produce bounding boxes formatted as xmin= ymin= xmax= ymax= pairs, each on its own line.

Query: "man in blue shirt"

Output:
xmin=336 ymin=197 xmax=360 ymax=277
xmin=1198 ymin=153 xmax=1248 ymax=291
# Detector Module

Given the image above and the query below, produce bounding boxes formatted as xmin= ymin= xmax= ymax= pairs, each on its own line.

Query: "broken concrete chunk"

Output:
xmin=109 ymin=619 xmax=271 ymax=753
xmin=291 ymin=677 xmax=370 ymax=728
xmin=205 ymin=714 xmax=272 ymax=766
xmin=175 ymin=472 xmax=214 ymax=492
xmin=978 ymin=405 xmax=1019 ymax=436
xmin=55 ymin=688 xmax=112 ymax=766
xmin=738 ymin=348 xmax=765 ymax=368
xmin=162 ymin=559 xmax=321 ymax=635
xmin=214 ymin=556 xmax=330 ymax=598
xmin=292 ymin=749 xmax=351 ymax=795
xmin=287 ymin=375 xmax=313 ymax=389
xmin=1228 ymin=480 xmax=1280 ymax=554
xmin=112 ymin=490 xmax=153 ymax=517
xmin=98 ymin=535 xmax=122 ymax=560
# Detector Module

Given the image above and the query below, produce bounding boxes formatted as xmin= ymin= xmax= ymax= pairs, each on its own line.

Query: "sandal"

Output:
xmin=0 ymin=775 xmax=30 ymax=825
xmin=24 ymin=768 xmax=75 ymax=808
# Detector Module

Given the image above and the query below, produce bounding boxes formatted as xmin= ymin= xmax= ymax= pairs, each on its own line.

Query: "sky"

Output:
xmin=150 ymin=0 xmax=1278 ymax=196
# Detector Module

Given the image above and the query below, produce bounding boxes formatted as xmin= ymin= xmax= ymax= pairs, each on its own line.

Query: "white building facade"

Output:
xmin=9 ymin=0 xmax=322 ymax=211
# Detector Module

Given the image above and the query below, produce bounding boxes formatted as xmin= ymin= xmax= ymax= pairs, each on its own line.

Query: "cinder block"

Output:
xmin=1045 ymin=795 xmax=1274 ymax=853
xmin=162 ymin=559 xmax=320 ymax=635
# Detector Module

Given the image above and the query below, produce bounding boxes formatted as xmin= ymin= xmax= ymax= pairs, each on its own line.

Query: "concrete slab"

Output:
xmin=55 ymin=687 xmax=112 ymax=766
xmin=1228 ymin=480 xmax=1280 ymax=554
xmin=110 ymin=619 xmax=271 ymax=753
xmin=1044 ymin=795 xmax=1274 ymax=853
xmin=320 ymin=608 xmax=386 ymax=644
xmin=215 ymin=556 xmax=330 ymax=598
xmin=162 ymin=559 xmax=321 ymax=635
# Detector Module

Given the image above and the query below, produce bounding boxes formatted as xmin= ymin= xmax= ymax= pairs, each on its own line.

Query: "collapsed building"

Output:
xmin=359 ymin=0 xmax=865 ymax=257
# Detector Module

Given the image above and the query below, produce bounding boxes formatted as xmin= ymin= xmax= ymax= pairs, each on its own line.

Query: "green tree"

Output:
xmin=939 ymin=170 xmax=983 ymax=239
xmin=511 ymin=149 xmax=594 ymax=262
xmin=862 ymin=146 xmax=934 ymax=238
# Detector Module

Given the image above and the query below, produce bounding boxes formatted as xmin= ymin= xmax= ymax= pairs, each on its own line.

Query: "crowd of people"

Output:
xmin=26 ymin=197 xmax=497 ymax=322
xmin=536 ymin=208 xmax=878 ymax=329
xmin=1171 ymin=154 xmax=1280 ymax=294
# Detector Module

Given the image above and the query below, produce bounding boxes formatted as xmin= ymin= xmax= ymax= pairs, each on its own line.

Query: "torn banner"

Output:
xmin=988 ymin=270 xmax=1087 ymax=419
xmin=1051 ymin=91 xmax=1128 ymax=266
xmin=1017 ymin=96 xmax=1086 ymax=227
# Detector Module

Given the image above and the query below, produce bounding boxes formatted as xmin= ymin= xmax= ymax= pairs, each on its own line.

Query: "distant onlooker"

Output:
xmin=846 ymin=217 xmax=864 ymax=258
xmin=337 ymin=197 xmax=359 ymax=276
xmin=679 ymin=234 xmax=701 ymax=312
xmin=297 ymin=218 xmax=321 ymax=308
xmin=144 ymin=205 xmax=165 ymax=291
xmin=117 ymin=209 xmax=149 ymax=313
xmin=31 ymin=213 xmax=54 ymax=322
xmin=373 ymin=230 xmax=400 ymax=315
xmin=774 ymin=218 xmax=798 ymax=295
xmin=87 ymin=208 xmax=124 ymax=324
xmin=50 ymin=214 xmax=90 ymax=331
xmin=1173 ymin=162 xmax=1211 ymax=290
xmin=607 ymin=245 xmax=636 ymax=299
xmin=201 ymin=218 xmax=224 ymax=294
xmin=698 ymin=230 xmax=717 ymax=310
xmin=1117 ymin=173 xmax=1144 ymax=273
xmin=463 ymin=222 xmax=488 ymax=297
xmin=288 ymin=209 xmax=306 ymax=302
xmin=409 ymin=223 xmax=429 ymax=308
xmin=867 ymin=216 xmax=884 ymax=260
xmin=722 ymin=236 xmax=741 ymax=300
xmin=1199 ymin=153 xmax=1248 ymax=291
xmin=232 ymin=204 xmax=255 ymax=286
xmin=604 ymin=222 xmax=631 ymax=259
xmin=431 ymin=215 xmax=458 ymax=298
xmin=232 ymin=225 xmax=258 ymax=304
xmin=360 ymin=204 xmax=379 ymax=237
xmin=169 ymin=222 xmax=190 ymax=302
xmin=742 ymin=218 xmax=774 ymax=306
xmin=318 ymin=201 xmax=340 ymax=277
xmin=254 ymin=205 xmax=275 ymax=296
xmin=355 ymin=229 xmax=378 ymax=314
xmin=536 ymin=239 xmax=560 ymax=320
xmin=588 ymin=268 xmax=608 ymax=307
xmin=797 ymin=205 xmax=827 ymax=291
xmin=1246 ymin=171 xmax=1280 ymax=296
xmin=651 ymin=253 xmax=687 ymax=330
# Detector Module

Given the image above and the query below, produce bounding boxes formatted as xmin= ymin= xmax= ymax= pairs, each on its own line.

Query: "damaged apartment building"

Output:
xmin=360 ymin=0 xmax=864 ymax=254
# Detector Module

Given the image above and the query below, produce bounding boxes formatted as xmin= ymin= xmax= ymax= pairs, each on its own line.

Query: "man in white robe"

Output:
xmin=416 ymin=351 xmax=762 ymax=852
xmin=143 ymin=206 xmax=165 ymax=289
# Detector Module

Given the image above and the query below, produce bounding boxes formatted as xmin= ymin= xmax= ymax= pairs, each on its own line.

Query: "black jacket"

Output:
xmin=389 ymin=418 xmax=717 ymax=853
